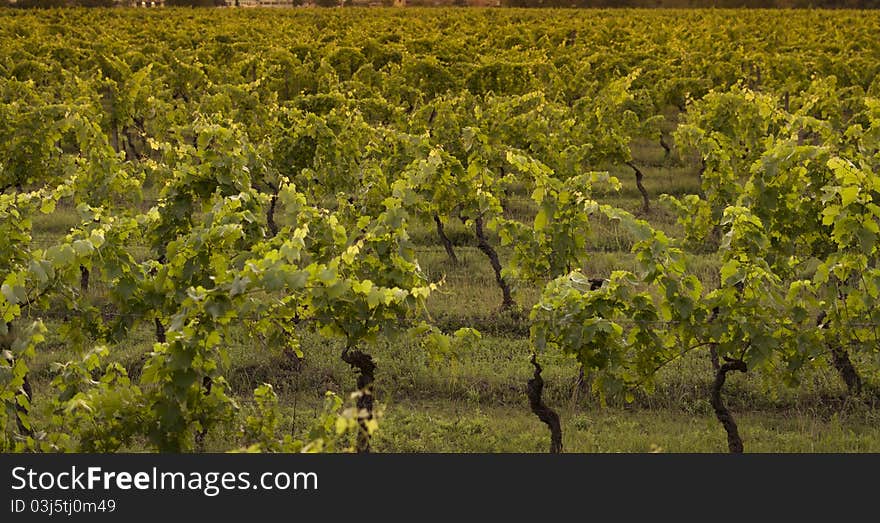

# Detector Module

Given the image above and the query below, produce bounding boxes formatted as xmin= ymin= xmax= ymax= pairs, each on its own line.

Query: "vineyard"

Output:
xmin=1 ymin=8 xmax=879 ymax=453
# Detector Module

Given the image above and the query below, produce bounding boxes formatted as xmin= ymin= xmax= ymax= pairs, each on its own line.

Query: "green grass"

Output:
xmin=371 ymin=402 xmax=880 ymax=453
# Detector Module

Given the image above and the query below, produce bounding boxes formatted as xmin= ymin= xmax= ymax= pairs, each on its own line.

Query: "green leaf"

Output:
xmin=27 ymin=260 xmax=48 ymax=284
xmin=230 ymin=276 xmax=250 ymax=297
xmin=534 ymin=208 xmax=549 ymax=231
xmin=46 ymin=244 xmax=76 ymax=269
xmin=366 ymin=287 xmax=383 ymax=309
xmin=40 ymin=199 xmax=57 ymax=214
xmin=72 ymin=240 xmax=93 ymax=257
xmin=1 ymin=283 xmax=26 ymax=306
xmin=284 ymin=270 xmax=309 ymax=290
xmin=839 ymin=186 xmax=860 ymax=207
xmin=720 ymin=259 xmax=742 ymax=285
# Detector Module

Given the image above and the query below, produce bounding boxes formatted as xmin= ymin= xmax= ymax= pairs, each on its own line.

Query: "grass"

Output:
xmin=371 ymin=402 xmax=880 ymax=453
xmin=20 ymin=142 xmax=880 ymax=453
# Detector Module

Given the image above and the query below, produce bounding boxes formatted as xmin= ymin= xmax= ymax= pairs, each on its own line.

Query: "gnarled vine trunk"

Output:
xmin=341 ymin=347 xmax=376 ymax=453
xmin=195 ymin=376 xmax=213 ymax=449
xmin=267 ymin=193 xmax=279 ymax=238
xmin=817 ymin=311 xmax=862 ymax=395
xmin=708 ymin=345 xmax=720 ymax=371
xmin=265 ymin=181 xmax=282 ymax=239
xmin=80 ymin=265 xmax=90 ymax=293
xmin=433 ymin=214 xmax=458 ymax=265
xmin=659 ymin=134 xmax=672 ymax=162
xmin=829 ymin=347 xmax=862 ymax=396
xmin=474 ymin=215 xmax=514 ymax=310
xmin=710 ymin=358 xmax=747 ymax=454
xmin=527 ymin=354 xmax=563 ymax=454
xmin=625 ymin=161 xmax=650 ymax=214
xmin=154 ymin=317 xmax=166 ymax=344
